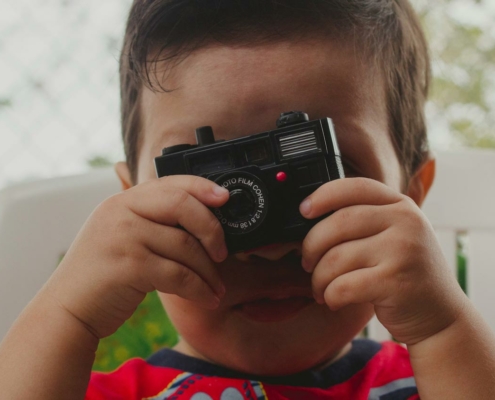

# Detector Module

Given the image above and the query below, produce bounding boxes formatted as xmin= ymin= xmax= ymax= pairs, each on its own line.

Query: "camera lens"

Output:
xmin=213 ymin=171 xmax=269 ymax=235
xmin=223 ymin=189 xmax=256 ymax=220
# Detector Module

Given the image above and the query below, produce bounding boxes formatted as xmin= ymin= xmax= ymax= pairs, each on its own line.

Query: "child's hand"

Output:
xmin=300 ymin=177 xmax=465 ymax=345
xmin=46 ymin=176 xmax=229 ymax=338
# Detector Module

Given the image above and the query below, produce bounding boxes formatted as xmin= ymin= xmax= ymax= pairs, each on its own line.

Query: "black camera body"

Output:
xmin=155 ymin=111 xmax=345 ymax=254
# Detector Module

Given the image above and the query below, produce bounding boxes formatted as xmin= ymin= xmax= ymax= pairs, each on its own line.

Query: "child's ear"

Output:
xmin=406 ymin=155 xmax=436 ymax=207
xmin=114 ymin=162 xmax=133 ymax=191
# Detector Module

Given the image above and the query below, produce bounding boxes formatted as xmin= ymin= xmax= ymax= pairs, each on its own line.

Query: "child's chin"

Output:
xmin=224 ymin=346 xmax=338 ymax=377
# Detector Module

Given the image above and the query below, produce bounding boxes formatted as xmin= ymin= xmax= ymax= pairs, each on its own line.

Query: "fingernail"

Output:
xmin=213 ymin=185 xmax=229 ymax=197
xmin=301 ymin=258 xmax=311 ymax=272
xmin=300 ymin=198 xmax=312 ymax=216
xmin=216 ymin=284 xmax=226 ymax=298
xmin=208 ymin=296 xmax=221 ymax=309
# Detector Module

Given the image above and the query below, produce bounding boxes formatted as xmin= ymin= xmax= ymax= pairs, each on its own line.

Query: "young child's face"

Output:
xmin=134 ymin=38 xmax=403 ymax=375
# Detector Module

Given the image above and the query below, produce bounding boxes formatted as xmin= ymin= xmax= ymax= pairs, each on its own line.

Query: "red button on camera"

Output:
xmin=276 ymin=172 xmax=287 ymax=182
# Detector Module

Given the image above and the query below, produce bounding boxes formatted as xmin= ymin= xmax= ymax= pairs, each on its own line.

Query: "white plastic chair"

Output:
xmin=1 ymin=150 xmax=495 ymax=341
xmin=0 ymin=169 xmax=121 ymax=339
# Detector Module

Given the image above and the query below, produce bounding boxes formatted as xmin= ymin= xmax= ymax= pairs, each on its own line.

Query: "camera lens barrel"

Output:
xmin=213 ymin=171 xmax=269 ymax=234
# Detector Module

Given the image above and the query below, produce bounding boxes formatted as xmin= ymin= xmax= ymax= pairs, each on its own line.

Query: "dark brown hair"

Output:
xmin=120 ymin=0 xmax=430 ymax=187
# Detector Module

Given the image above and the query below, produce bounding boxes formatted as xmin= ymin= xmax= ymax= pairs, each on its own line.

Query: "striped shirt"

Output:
xmin=87 ymin=339 xmax=419 ymax=400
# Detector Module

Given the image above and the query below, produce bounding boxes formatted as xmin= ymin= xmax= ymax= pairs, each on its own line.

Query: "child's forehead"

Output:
xmin=139 ymin=39 xmax=402 ymax=188
xmin=143 ymin=41 xmax=383 ymax=138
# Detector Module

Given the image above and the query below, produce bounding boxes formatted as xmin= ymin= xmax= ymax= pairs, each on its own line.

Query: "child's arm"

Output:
xmin=408 ymin=303 xmax=495 ymax=399
xmin=300 ymin=177 xmax=495 ymax=399
xmin=0 ymin=285 xmax=100 ymax=399
xmin=0 ymin=176 xmax=229 ymax=399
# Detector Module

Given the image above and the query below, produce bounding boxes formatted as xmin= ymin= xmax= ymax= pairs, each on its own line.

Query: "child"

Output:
xmin=1 ymin=0 xmax=495 ymax=398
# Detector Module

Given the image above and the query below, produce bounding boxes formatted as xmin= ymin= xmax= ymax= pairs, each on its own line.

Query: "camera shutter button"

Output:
xmin=195 ymin=126 xmax=216 ymax=146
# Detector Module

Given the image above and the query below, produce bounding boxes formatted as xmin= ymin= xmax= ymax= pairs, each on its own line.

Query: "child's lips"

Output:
xmin=233 ymin=291 xmax=316 ymax=323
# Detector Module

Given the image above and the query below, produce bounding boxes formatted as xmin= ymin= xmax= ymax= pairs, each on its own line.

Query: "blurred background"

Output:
xmin=0 ymin=0 xmax=494 ymax=371
xmin=0 ymin=0 xmax=495 ymax=190
xmin=0 ymin=0 xmax=131 ymax=189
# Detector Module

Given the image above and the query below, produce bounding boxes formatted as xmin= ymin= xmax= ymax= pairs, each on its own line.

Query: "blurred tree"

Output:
xmin=415 ymin=0 xmax=495 ymax=149
xmin=0 ymin=98 xmax=12 ymax=110
xmin=87 ymin=155 xmax=113 ymax=169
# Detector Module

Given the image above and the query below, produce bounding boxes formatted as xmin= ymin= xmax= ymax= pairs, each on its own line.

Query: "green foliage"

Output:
xmin=456 ymin=233 xmax=468 ymax=294
xmin=87 ymin=155 xmax=114 ymax=169
xmin=92 ymin=291 xmax=178 ymax=372
xmin=457 ymin=252 xmax=467 ymax=294
xmin=0 ymin=98 xmax=12 ymax=109
xmin=417 ymin=0 xmax=495 ymax=149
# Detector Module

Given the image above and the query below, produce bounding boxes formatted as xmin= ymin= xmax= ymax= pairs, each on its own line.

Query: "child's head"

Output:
xmin=115 ymin=0 xmax=432 ymax=375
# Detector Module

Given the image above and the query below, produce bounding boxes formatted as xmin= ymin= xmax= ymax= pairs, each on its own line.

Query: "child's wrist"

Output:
xmin=406 ymin=301 xmax=495 ymax=399
xmin=403 ymin=295 xmax=468 ymax=347
xmin=38 ymin=286 xmax=101 ymax=350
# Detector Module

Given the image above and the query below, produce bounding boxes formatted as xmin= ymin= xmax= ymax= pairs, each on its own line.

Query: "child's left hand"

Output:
xmin=300 ymin=177 xmax=467 ymax=345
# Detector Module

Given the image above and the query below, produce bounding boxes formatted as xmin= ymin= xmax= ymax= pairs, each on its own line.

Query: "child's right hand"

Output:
xmin=44 ymin=176 xmax=229 ymax=339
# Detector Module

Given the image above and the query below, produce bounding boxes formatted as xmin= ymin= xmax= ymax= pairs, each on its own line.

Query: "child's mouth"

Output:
xmin=234 ymin=295 xmax=315 ymax=323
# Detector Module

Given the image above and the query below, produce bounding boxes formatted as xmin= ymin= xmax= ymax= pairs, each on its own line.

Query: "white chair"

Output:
xmin=0 ymin=169 xmax=121 ymax=339
xmin=1 ymin=150 xmax=494 ymax=341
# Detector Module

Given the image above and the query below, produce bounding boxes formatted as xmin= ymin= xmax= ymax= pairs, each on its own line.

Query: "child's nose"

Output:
xmin=235 ymin=242 xmax=302 ymax=262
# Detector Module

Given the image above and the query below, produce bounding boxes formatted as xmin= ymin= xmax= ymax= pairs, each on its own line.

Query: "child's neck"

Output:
xmin=172 ymin=340 xmax=353 ymax=374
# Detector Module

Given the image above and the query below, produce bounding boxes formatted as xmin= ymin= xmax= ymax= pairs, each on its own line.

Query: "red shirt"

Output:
xmin=87 ymin=339 xmax=419 ymax=399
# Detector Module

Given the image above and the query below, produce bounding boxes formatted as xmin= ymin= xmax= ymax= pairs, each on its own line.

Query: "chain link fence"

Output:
xmin=0 ymin=0 xmax=132 ymax=189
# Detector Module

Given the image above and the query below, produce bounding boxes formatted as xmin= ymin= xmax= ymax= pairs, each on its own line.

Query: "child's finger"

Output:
xmin=311 ymin=235 xmax=381 ymax=303
xmin=322 ymin=267 xmax=387 ymax=311
xmin=302 ymin=204 xmax=390 ymax=272
xmin=138 ymin=175 xmax=230 ymax=207
xmin=123 ymin=185 xmax=228 ymax=263
xmin=299 ymin=177 xmax=403 ymax=219
xmin=141 ymin=221 xmax=225 ymax=297
xmin=144 ymin=251 xmax=221 ymax=309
